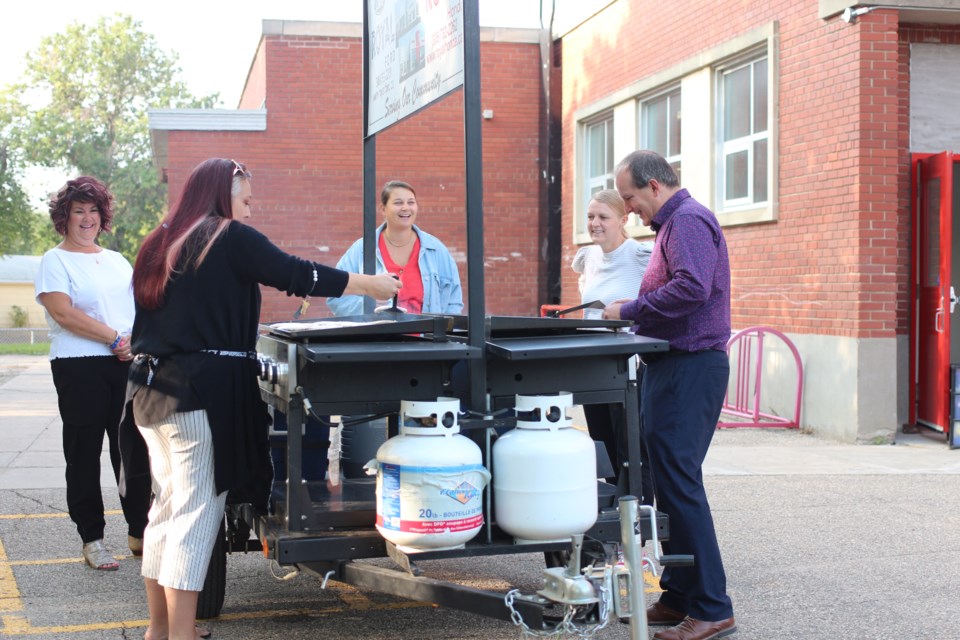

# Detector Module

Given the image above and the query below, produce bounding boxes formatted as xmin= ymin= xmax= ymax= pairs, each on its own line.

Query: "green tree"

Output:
xmin=11 ymin=13 xmax=218 ymax=261
xmin=0 ymin=92 xmax=50 ymax=255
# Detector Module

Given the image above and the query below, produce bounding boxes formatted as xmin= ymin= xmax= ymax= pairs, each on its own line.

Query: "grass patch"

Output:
xmin=0 ymin=343 xmax=50 ymax=356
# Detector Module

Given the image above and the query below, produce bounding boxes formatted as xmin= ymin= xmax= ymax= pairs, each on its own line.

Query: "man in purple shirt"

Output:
xmin=603 ymin=150 xmax=735 ymax=640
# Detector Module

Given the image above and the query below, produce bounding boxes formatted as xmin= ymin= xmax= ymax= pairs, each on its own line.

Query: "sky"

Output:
xmin=3 ymin=1 xmax=544 ymax=109
xmin=3 ymin=1 xmax=545 ymax=201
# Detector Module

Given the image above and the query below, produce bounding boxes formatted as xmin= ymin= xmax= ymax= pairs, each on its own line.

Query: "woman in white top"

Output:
xmin=34 ymin=177 xmax=151 ymax=572
xmin=572 ymin=189 xmax=653 ymax=490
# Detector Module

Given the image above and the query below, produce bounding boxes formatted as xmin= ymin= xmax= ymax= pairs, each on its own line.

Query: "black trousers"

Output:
xmin=642 ymin=349 xmax=733 ymax=621
xmin=51 ymin=356 xmax=151 ymax=544
xmin=583 ymin=402 xmax=623 ymax=482
xmin=583 ymin=362 xmax=654 ymax=504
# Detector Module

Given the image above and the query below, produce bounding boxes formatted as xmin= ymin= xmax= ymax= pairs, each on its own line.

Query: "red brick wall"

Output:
xmin=558 ymin=1 xmax=911 ymax=340
xmin=163 ymin=32 xmax=542 ymax=323
xmin=237 ymin=39 xmax=267 ymax=110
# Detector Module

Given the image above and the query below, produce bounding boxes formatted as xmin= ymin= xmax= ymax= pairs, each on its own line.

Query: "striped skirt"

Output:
xmin=138 ymin=410 xmax=227 ymax=592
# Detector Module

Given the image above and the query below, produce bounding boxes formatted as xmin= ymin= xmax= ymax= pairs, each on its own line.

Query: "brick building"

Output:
xmin=150 ymin=2 xmax=960 ymax=443
xmin=557 ymin=0 xmax=960 ymax=442
xmin=149 ymin=20 xmax=543 ymax=322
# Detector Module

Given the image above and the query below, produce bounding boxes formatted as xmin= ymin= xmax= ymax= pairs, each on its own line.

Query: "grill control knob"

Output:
xmin=256 ymin=354 xmax=286 ymax=388
xmin=257 ymin=356 xmax=276 ymax=382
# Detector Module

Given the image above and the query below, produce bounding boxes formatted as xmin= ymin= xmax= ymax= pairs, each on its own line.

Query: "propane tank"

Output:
xmin=368 ymin=398 xmax=490 ymax=551
xmin=493 ymin=392 xmax=598 ymax=542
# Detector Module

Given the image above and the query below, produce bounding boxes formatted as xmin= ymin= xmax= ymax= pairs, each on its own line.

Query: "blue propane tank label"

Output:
xmin=379 ymin=463 xmax=403 ymax=529
xmin=376 ymin=463 xmax=487 ymax=533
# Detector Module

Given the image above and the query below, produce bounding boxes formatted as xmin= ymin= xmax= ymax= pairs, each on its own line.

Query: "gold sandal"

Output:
xmin=82 ymin=540 xmax=119 ymax=570
xmin=128 ymin=535 xmax=144 ymax=557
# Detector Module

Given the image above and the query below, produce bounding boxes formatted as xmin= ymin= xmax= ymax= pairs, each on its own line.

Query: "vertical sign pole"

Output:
xmin=463 ymin=0 xmax=486 ymax=414
xmin=362 ymin=0 xmax=377 ymax=314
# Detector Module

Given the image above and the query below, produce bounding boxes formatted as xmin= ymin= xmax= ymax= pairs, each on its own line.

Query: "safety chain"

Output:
xmin=505 ymin=582 xmax=610 ymax=640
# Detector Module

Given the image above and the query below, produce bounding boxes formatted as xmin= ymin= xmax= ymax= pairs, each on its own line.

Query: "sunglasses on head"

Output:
xmin=230 ymin=159 xmax=250 ymax=177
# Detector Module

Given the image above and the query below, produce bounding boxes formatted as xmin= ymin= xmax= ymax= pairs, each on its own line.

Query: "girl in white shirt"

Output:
xmin=573 ymin=189 xmax=652 ymax=318
xmin=572 ymin=190 xmax=652 ymax=488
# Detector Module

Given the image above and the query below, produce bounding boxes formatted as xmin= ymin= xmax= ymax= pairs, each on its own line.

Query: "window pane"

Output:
xmin=726 ymin=150 xmax=748 ymax=200
xmin=753 ymin=139 xmax=767 ymax=202
xmin=723 ymin=66 xmax=751 ymax=141
xmin=669 ymin=93 xmax=681 ymax=157
xmin=753 ymin=58 xmax=768 ymax=134
xmin=645 ymin=97 xmax=668 ymax=156
xmin=589 ymin=122 xmax=605 ymax=177
xmin=606 ymin=121 xmax=614 ymax=171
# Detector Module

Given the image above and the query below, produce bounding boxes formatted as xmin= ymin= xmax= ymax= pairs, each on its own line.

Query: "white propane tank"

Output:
xmin=369 ymin=398 xmax=490 ymax=551
xmin=493 ymin=392 xmax=598 ymax=542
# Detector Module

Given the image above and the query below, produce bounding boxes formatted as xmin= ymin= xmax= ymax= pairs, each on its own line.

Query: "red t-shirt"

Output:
xmin=379 ymin=234 xmax=424 ymax=313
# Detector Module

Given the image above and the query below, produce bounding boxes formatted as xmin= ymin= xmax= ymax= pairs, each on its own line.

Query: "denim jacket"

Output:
xmin=326 ymin=224 xmax=463 ymax=316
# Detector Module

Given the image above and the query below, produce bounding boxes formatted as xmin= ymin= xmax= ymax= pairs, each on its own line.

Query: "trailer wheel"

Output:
xmin=196 ymin=520 xmax=227 ymax=620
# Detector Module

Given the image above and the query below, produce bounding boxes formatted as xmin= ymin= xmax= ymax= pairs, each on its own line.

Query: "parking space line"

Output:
xmin=8 ymin=555 xmax=133 ymax=567
xmin=0 ymin=541 xmax=23 ymax=614
xmin=645 ymin=571 xmax=662 ymax=592
xmin=332 ymin=582 xmax=377 ymax=607
xmin=1 ymin=616 xmax=148 ymax=636
xmin=0 ymin=601 xmax=430 ymax=636
xmin=0 ymin=510 xmax=121 ymax=521
xmin=0 ymin=510 xmax=431 ymax=637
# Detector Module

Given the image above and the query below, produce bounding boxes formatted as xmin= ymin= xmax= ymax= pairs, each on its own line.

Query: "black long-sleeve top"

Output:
xmin=123 ymin=221 xmax=349 ymax=502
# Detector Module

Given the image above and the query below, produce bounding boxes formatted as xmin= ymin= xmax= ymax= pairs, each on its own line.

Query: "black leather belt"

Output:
xmin=640 ymin=351 xmax=674 ymax=365
xmin=641 ymin=348 xmax=722 ymax=366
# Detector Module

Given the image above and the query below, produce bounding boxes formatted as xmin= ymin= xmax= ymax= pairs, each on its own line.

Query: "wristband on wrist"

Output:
xmin=109 ymin=333 xmax=122 ymax=350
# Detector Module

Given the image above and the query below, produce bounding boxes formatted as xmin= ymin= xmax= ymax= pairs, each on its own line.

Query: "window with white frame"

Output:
xmin=718 ymin=55 xmax=768 ymax=210
xmin=574 ymin=24 xmax=776 ymax=241
xmin=640 ymin=88 xmax=681 ymax=181
xmin=583 ymin=115 xmax=615 ymax=231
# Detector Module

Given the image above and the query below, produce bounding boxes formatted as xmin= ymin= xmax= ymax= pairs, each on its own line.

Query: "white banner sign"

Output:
xmin=366 ymin=0 xmax=465 ymax=136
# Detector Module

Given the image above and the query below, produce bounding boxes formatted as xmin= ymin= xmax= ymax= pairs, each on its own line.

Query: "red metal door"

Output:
xmin=916 ymin=152 xmax=954 ymax=432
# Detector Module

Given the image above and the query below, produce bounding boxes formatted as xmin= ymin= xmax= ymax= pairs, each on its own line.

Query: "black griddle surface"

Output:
xmin=265 ymin=313 xmax=452 ymax=341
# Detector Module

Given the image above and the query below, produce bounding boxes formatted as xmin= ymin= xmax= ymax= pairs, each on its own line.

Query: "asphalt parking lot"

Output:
xmin=2 ymin=355 xmax=959 ymax=639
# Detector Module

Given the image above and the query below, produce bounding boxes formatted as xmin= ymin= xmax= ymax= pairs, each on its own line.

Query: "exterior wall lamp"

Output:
xmin=841 ymin=6 xmax=876 ymax=23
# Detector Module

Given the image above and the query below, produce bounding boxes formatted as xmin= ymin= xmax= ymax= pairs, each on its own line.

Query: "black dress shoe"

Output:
xmin=653 ymin=615 xmax=737 ymax=640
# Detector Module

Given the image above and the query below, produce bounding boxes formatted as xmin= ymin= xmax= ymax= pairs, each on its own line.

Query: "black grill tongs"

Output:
xmin=545 ymin=300 xmax=605 ymax=318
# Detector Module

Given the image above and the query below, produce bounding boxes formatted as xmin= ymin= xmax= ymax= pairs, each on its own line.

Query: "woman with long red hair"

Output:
xmin=124 ymin=158 xmax=399 ymax=640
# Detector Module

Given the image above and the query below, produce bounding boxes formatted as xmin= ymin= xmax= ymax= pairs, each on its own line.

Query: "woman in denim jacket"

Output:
xmin=327 ymin=180 xmax=463 ymax=316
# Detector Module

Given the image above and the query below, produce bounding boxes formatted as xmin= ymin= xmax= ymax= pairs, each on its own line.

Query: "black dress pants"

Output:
xmin=583 ymin=402 xmax=623 ymax=482
xmin=642 ymin=349 xmax=733 ymax=622
xmin=51 ymin=356 xmax=151 ymax=544
xmin=583 ymin=362 xmax=654 ymax=504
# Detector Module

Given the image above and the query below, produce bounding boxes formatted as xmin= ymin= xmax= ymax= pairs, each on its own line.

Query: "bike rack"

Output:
xmin=719 ymin=326 xmax=803 ymax=429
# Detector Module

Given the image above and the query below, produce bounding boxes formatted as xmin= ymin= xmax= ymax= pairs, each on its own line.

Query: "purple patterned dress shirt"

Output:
xmin=619 ymin=189 xmax=731 ymax=352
